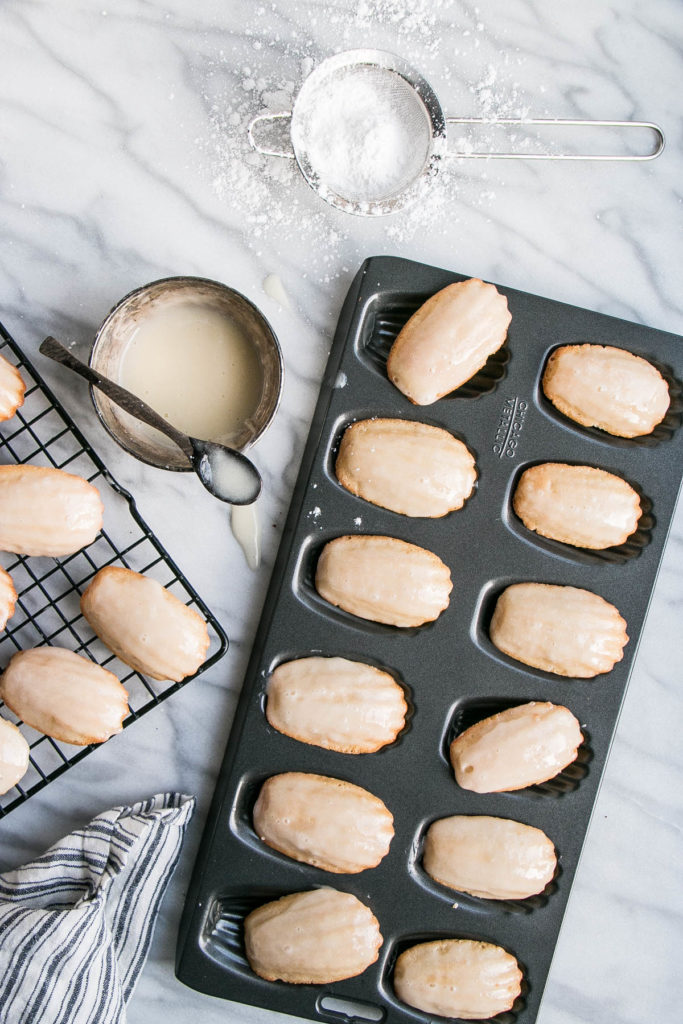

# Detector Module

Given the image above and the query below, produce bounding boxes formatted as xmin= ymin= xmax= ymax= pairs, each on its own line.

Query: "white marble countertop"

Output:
xmin=1 ymin=1 xmax=682 ymax=1022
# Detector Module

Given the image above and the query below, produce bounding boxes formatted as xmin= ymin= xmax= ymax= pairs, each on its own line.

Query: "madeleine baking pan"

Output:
xmin=176 ymin=257 xmax=683 ymax=1024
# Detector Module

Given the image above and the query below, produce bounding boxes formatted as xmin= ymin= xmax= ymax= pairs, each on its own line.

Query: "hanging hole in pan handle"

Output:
xmin=316 ymin=994 xmax=385 ymax=1023
xmin=444 ymin=117 xmax=665 ymax=161
xmin=247 ymin=111 xmax=296 ymax=158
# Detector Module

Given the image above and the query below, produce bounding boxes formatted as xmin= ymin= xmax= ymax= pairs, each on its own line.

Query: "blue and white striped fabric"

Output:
xmin=0 ymin=792 xmax=195 ymax=1024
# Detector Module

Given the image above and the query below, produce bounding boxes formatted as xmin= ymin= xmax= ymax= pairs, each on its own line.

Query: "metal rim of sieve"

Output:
xmin=248 ymin=48 xmax=665 ymax=218
xmin=249 ymin=50 xmax=448 ymax=217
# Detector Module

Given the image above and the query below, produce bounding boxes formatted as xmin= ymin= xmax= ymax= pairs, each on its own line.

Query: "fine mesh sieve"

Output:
xmin=293 ymin=63 xmax=433 ymax=205
xmin=248 ymin=49 xmax=665 ymax=217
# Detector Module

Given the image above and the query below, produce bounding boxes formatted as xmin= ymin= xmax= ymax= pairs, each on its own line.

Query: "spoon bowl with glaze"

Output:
xmin=40 ymin=337 xmax=262 ymax=506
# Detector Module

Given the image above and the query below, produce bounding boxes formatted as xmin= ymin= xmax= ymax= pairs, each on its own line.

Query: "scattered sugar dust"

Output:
xmin=200 ymin=1 xmax=531 ymax=269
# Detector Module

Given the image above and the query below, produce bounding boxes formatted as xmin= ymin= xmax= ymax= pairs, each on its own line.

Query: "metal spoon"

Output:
xmin=39 ymin=337 xmax=262 ymax=506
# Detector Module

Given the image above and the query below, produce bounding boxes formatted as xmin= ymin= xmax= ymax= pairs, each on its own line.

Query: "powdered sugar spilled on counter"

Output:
xmin=205 ymin=68 xmax=352 ymax=281
xmin=199 ymin=1 xmax=531 ymax=265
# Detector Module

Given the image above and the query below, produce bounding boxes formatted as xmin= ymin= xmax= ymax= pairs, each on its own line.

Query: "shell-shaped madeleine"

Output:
xmin=423 ymin=815 xmax=557 ymax=900
xmin=335 ymin=418 xmax=476 ymax=517
xmin=490 ymin=582 xmax=628 ymax=677
xmin=266 ymin=656 xmax=407 ymax=754
xmin=394 ymin=939 xmax=522 ymax=1020
xmin=0 ymin=465 xmax=103 ymax=557
xmin=315 ymin=535 xmax=452 ymax=627
xmin=244 ymin=887 xmax=382 ymax=984
xmin=513 ymin=463 xmax=641 ymax=549
xmin=450 ymin=701 xmax=583 ymax=793
xmin=0 ymin=566 xmax=17 ymax=630
xmin=253 ymin=772 xmax=394 ymax=874
xmin=542 ymin=344 xmax=670 ymax=438
xmin=0 ymin=353 xmax=26 ymax=422
xmin=387 ymin=278 xmax=511 ymax=405
xmin=0 ymin=717 xmax=30 ymax=795
xmin=0 ymin=647 xmax=129 ymax=745
xmin=80 ymin=566 xmax=209 ymax=682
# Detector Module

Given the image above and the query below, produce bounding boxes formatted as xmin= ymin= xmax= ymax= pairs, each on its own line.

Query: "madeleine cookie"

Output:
xmin=0 ymin=567 xmax=17 ymax=630
xmin=423 ymin=815 xmax=557 ymax=901
xmin=244 ymin=888 xmax=382 ymax=984
xmin=0 ymin=354 xmax=26 ymax=422
xmin=387 ymin=278 xmax=511 ymax=405
xmin=542 ymin=344 xmax=670 ymax=438
xmin=0 ymin=717 xmax=30 ymax=795
xmin=450 ymin=702 xmax=583 ymax=793
xmin=0 ymin=647 xmax=129 ymax=746
xmin=253 ymin=772 xmax=394 ymax=873
xmin=335 ymin=418 xmax=476 ymax=517
xmin=266 ymin=656 xmax=407 ymax=754
xmin=80 ymin=566 xmax=209 ymax=682
xmin=394 ymin=939 xmax=522 ymax=1021
xmin=490 ymin=582 xmax=628 ymax=677
xmin=315 ymin=535 xmax=452 ymax=627
xmin=0 ymin=465 xmax=103 ymax=557
xmin=513 ymin=463 xmax=641 ymax=549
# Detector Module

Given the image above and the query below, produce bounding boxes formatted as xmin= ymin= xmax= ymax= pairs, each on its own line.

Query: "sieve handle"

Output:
xmin=247 ymin=112 xmax=296 ymax=158
xmin=444 ymin=117 xmax=665 ymax=161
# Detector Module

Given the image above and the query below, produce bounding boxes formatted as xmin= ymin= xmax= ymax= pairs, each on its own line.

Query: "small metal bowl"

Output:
xmin=89 ymin=276 xmax=283 ymax=471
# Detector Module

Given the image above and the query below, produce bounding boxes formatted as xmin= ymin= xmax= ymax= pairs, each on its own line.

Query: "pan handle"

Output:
xmin=247 ymin=112 xmax=296 ymax=158
xmin=444 ymin=117 xmax=665 ymax=161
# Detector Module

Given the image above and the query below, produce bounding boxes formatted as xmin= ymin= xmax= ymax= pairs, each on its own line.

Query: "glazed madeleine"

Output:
xmin=315 ymin=535 xmax=452 ymax=627
xmin=0 ymin=647 xmax=129 ymax=746
xmin=542 ymin=344 xmax=670 ymax=438
xmin=244 ymin=888 xmax=382 ymax=984
xmin=490 ymin=582 xmax=628 ymax=677
xmin=394 ymin=939 xmax=522 ymax=1021
xmin=266 ymin=656 xmax=407 ymax=754
xmin=0 ymin=354 xmax=26 ymax=422
xmin=253 ymin=772 xmax=394 ymax=873
xmin=80 ymin=566 xmax=209 ymax=681
xmin=335 ymin=418 xmax=476 ymax=517
xmin=423 ymin=815 xmax=557 ymax=900
xmin=513 ymin=463 xmax=641 ymax=549
xmin=0 ymin=465 xmax=103 ymax=557
xmin=0 ymin=717 xmax=30 ymax=795
xmin=0 ymin=566 xmax=17 ymax=630
xmin=387 ymin=278 xmax=511 ymax=405
xmin=450 ymin=701 xmax=583 ymax=793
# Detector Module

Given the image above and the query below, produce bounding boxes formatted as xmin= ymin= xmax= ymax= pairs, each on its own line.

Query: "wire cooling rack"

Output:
xmin=0 ymin=323 xmax=228 ymax=818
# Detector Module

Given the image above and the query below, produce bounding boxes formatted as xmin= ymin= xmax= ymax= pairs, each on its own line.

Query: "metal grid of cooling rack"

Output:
xmin=0 ymin=323 xmax=228 ymax=818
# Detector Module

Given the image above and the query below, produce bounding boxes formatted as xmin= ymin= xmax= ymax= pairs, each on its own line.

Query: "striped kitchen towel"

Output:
xmin=0 ymin=792 xmax=195 ymax=1024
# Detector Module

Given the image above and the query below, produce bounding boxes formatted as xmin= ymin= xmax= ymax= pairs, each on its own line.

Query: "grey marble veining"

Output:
xmin=0 ymin=1 xmax=681 ymax=1022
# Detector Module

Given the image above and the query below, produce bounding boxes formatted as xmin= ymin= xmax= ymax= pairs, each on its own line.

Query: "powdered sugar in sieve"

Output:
xmin=248 ymin=49 xmax=665 ymax=218
xmin=291 ymin=64 xmax=432 ymax=204
xmin=248 ymin=50 xmax=447 ymax=216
